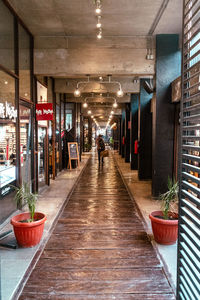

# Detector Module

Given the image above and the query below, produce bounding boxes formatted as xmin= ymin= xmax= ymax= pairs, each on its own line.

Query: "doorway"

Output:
xmin=38 ymin=126 xmax=48 ymax=189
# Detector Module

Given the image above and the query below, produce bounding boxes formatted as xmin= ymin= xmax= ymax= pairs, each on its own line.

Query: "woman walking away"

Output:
xmin=96 ymin=134 xmax=105 ymax=165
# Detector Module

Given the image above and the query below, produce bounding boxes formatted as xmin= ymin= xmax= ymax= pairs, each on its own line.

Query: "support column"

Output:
xmin=130 ymin=94 xmax=139 ymax=170
xmin=138 ymin=79 xmax=152 ymax=180
xmin=124 ymin=104 xmax=130 ymax=163
xmin=152 ymin=34 xmax=181 ymax=196
xmin=121 ymin=109 xmax=125 ymax=158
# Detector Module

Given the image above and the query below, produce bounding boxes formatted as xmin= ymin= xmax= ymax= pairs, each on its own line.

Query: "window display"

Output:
xmin=38 ymin=126 xmax=47 ymax=188
xmin=20 ymin=105 xmax=32 ymax=184
xmin=0 ymin=72 xmax=16 ymax=198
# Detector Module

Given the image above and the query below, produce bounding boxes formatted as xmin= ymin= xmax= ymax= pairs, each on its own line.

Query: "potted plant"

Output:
xmin=149 ymin=177 xmax=179 ymax=245
xmin=10 ymin=182 xmax=47 ymax=248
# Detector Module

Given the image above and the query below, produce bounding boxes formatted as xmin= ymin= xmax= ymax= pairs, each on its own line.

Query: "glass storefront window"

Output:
xmin=61 ymin=102 xmax=64 ymax=132
xmin=20 ymin=105 xmax=32 ymax=184
xmin=19 ymin=24 xmax=31 ymax=100
xmin=66 ymin=110 xmax=72 ymax=131
xmin=38 ymin=126 xmax=47 ymax=188
xmin=56 ymin=105 xmax=60 ymax=170
xmin=0 ymin=1 xmax=15 ymax=71
xmin=0 ymin=71 xmax=16 ymax=222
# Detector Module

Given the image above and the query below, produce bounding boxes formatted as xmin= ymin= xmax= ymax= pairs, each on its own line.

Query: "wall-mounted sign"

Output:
xmin=172 ymin=76 xmax=181 ymax=103
xmin=36 ymin=103 xmax=53 ymax=121
xmin=0 ymin=102 xmax=17 ymax=120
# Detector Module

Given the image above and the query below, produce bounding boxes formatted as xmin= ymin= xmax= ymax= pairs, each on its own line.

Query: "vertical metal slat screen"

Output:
xmin=177 ymin=0 xmax=200 ymax=299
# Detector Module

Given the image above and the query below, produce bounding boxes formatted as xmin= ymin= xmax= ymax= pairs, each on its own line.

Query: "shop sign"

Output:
xmin=0 ymin=102 xmax=17 ymax=120
xmin=36 ymin=103 xmax=53 ymax=121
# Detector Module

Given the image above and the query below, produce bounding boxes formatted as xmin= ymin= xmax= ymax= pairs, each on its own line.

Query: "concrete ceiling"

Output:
xmin=8 ymin=0 xmax=182 ymax=37
xmin=7 ymin=0 xmax=183 ymax=126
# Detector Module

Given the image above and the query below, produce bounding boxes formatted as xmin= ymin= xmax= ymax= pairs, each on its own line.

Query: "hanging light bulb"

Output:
xmin=96 ymin=16 xmax=102 ymax=28
xmin=83 ymin=101 xmax=88 ymax=108
xmin=87 ymin=110 xmax=92 ymax=115
xmin=95 ymin=0 xmax=102 ymax=14
xmin=117 ymin=88 xmax=124 ymax=97
xmin=111 ymin=110 xmax=114 ymax=115
xmin=113 ymin=101 xmax=118 ymax=108
xmin=91 ymin=115 xmax=94 ymax=118
xmin=95 ymin=7 xmax=101 ymax=14
xmin=97 ymin=28 xmax=102 ymax=39
xmin=74 ymin=88 xmax=81 ymax=97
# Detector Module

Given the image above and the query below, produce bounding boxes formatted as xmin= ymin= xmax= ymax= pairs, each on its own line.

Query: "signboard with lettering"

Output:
xmin=67 ymin=142 xmax=80 ymax=170
xmin=0 ymin=102 xmax=17 ymax=120
xmin=36 ymin=103 xmax=53 ymax=121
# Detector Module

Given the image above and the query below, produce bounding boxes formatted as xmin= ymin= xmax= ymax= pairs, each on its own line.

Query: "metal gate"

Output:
xmin=177 ymin=0 xmax=200 ymax=299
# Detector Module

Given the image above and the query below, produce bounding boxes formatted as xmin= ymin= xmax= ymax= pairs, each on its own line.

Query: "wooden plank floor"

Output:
xmin=19 ymin=155 xmax=175 ymax=299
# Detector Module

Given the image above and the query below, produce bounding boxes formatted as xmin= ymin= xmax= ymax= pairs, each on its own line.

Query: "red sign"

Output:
xmin=36 ymin=103 xmax=53 ymax=121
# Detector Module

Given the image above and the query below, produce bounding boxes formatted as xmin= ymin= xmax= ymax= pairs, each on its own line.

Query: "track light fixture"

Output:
xmin=74 ymin=76 xmax=123 ymax=98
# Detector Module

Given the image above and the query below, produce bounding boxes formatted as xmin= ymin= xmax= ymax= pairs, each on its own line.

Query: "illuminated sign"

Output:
xmin=36 ymin=103 xmax=53 ymax=121
xmin=0 ymin=102 xmax=17 ymax=120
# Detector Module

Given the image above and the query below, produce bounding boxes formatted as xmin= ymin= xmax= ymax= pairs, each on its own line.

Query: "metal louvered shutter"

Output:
xmin=177 ymin=0 xmax=200 ymax=299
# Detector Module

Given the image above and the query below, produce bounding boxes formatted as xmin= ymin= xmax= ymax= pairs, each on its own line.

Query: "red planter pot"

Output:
xmin=149 ymin=211 xmax=178 ymax=245
xmin=11 ymin=212 xmax=47 ymax=248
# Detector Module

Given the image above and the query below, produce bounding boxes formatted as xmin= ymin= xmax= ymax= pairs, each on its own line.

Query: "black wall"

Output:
xmin=138 ymin=79 xmax=152 ymax=180
xmin=130 ymin=94 xmax=139 ymax=170
xmin=124 ymin=103 xmax=131 ymax=163
xmin=152 ymin=34 xmax=181 ymax=196
xmin=121 ymin=109 xmax=125 ymax=158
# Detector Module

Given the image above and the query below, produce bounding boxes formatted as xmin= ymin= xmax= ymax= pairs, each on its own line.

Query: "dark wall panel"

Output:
xmin=138 ymin=79 xmax=152 ymax=180
xmin=125 ymin=103 xmax=130 ymax=163
xmin=121 ymin=109 xmax=125 ymax=158
xmin=130 ymin=94 xmax=139 ymax=170
xmin=152 ymin=34 xmax=181 ymax=196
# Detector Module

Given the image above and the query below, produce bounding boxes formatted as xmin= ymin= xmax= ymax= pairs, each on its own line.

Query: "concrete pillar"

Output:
xmin=130 ymin=94 xmax=139 ymax=170
xmin=125 ymin=104 xmax=131 ymax=163
xmin=152 ymin=34 xmax=181 ymax=196
xmin=138 ymin=79 xmax=152 ymax=180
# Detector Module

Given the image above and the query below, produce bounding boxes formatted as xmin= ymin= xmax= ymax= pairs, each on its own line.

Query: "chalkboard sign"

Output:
xmin=68 ymin=142 xmax=80 ymax=169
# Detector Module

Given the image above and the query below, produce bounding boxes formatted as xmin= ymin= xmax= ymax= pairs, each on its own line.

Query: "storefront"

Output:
xmin=0 ymin=0 xmax=34 ymax=224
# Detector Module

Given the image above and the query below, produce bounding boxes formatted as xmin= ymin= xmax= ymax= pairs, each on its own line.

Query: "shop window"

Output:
xmin=19 ymin=24 xmax=31 ymax=100
xmin=0 ymin=71 xmax=16 ymax=222
xmin=56 ymin=104 xmax=60 ymax=170
xmin=20 ymin=105 xmax=32 ymax=184
xmin=61 ymin=102 xmax=64 ymax=132
xmin=0 ymin=1 xmax=15 ymax=72
xmin=66 ymin=110 xmax=72 ymax=131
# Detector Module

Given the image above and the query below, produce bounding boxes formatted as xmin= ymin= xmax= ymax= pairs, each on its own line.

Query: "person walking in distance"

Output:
xmin=96 ymin=134 xmax=105 ymax=165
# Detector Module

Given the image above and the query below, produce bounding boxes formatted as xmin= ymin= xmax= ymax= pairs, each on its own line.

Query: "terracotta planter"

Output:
xmin=149 ymin=211 xmax=178 ymax=245
xmin=11 ymin=212 xmax=47 ymax=248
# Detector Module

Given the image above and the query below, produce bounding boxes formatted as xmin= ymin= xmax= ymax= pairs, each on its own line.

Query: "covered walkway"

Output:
xmin=19 ymin=154 xmax=175 ymax=299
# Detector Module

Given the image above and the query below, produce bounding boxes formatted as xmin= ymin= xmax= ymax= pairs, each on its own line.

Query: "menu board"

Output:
xmin=68 ymin=142 xmax=80 ymax=169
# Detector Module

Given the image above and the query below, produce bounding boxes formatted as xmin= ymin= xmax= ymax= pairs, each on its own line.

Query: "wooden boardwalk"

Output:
xmin=19 ymin=155 xmax=175 ymax=299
